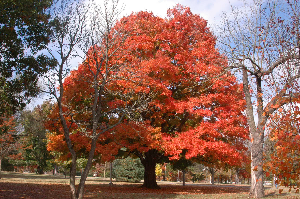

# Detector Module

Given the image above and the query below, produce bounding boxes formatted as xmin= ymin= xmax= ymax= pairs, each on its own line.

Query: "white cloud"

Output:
xmin=119 ymin=0 xmax=247 ymax=27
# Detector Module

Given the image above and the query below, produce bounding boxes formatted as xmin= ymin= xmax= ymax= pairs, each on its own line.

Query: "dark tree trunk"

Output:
xmin=235 ymin=168 xmax=240 ymax=184
xmin=183 ymin=170 xmax=186 ymax=186
xmin=0 ymin=158 xmax=1 ymax=172
xmin=139 ymin=149 xmax=161 ymax=189
xmin=142 ymin=160 xmax=158 ymax=188
xmin=209 ymin=167 xmax=215 ymax=185
xmin=76 ymin=139 xmax=97 ymax=199
xmin=36 ymin=166 xmax=43 ymax=174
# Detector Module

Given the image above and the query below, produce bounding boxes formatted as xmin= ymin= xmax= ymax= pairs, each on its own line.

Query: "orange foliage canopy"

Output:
xmin=265 ymin=104 xmax=300 ymax=186
xmin=46 ymin=5 xmax=248 ymax=166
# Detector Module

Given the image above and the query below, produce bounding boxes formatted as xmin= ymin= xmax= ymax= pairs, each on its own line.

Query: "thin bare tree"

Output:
xmin=43 ymin=0 xmax=129 ymax=198
xmin=218 ymin=0 xmax=300 ymax=198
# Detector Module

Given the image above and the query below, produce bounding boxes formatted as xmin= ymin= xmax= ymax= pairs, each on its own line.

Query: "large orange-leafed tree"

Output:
xmin=47 ymin=5 xmax=249 ymax=189
xmin=111 ymin=6 xmax=249 ymax=188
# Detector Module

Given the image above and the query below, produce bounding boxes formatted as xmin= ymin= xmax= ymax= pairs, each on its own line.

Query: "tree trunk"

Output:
xmin=104 ymin=162 xmax=106 ymax=178
xmin=163 ymin=164 xmax=166 ymax=181
xmin=183 ymin=170 xmax=186 ymax=186
xmin=75 ymin=139 xmax=97 ymax=199
xmin=70 ymin=155 xmax=77 ymax=199
xmin=250 ymin=126 xmax=264 ymax=198
xmin=109 ymin=162 xmax=113 ymax=185
xmin=0 ymin=158 xmax=2 ymax=179
xmin=140 ymin=149 xmax=160 ymax=189
xmin=243 ymin=69 xmax=264 ymax=198
xmin=53 ymin=164 xmax=57 ymax=175
xmin=235 ymin=168 xmax=240 ymax=184
xmin=209 ymin=167 xmax=215 ymax=185
xmin=142 ymin=160 xmax=158 ymax=188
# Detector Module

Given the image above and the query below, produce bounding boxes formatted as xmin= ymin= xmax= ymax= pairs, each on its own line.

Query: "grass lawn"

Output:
xmin=0 ymin=171 xmax=299 ymax=198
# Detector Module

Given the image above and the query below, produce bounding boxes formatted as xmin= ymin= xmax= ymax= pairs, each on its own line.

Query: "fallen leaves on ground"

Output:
xmin=0 ymin=182 xmax=250 ymax=199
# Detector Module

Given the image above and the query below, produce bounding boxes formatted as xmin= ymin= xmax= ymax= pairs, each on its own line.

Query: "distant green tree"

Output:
xmin=0 ymin=0 xmax=55 ymax=118
xmin=188 ymin=163 xmax=206 ymax=183
xmin=1 ymin=158 xmax=14 ymax=171
xmin=19 ymin=101 xmax=53 ymax=174
xmin=171 ymin=157 xmax=193 ymax=186
xmin=113 ymin=157 xmax=144 ymax=183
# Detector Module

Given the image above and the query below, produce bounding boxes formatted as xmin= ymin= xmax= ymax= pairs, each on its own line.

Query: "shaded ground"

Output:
xmin=0 ymin=172 xmax=299 ymax=199
xmin=0 ymin=183 xmax=70 ymax=199
xmin=0 ymin=182 xmax=250 ymax=199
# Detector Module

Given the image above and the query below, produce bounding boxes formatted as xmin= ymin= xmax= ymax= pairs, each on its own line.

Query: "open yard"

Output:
xmin=0 ymin=172 xmax=299 ymax=199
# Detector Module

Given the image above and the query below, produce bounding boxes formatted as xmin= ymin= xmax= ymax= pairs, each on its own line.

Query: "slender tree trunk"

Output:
xmin=58 ymin=102 xmax=77 ymax=199
xmin=76 ymin=139 xmax=97 ymax=199
xmin=140 ymin=149 xmax=160 ymax=189
xmin=57 ymin=60 xmax=78 ymax=199
xmin=109 ymin=162 xmax=113 ymax=185
xmin=182 ymin=170 xmax=186 ymax=186
xmin=0 ymin=158 xmax=2 ymax=179
xmin=235 ymin=168 xmax=240 ymax=184
xmin=53 ymin=164 xmax=56 ymax=175
xmin=70 ymin=155 xmax=77 ymax=199
xmin=59 ymin=113 xmax=77 ymax=199
xmin=104 ymin=162 xmax=106 ymax=178
xmin=209 ymin=167 xmax=215 ymax=185
xmin=163 ymin=164 xmax=166 ymax=181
